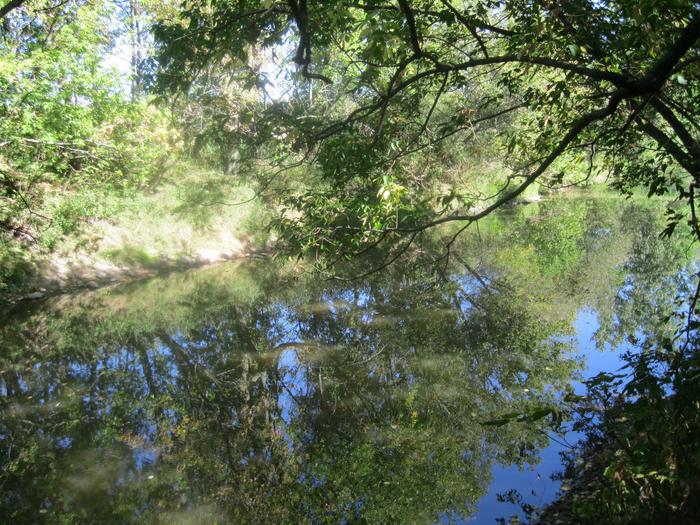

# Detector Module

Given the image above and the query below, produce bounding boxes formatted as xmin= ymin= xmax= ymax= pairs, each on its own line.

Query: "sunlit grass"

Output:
xmin=51 ymin=159 xmax=269 ymax=268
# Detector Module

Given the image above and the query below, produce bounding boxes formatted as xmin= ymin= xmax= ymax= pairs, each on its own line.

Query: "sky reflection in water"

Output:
xmin=0 ymin=197 xmax=694 ymax=524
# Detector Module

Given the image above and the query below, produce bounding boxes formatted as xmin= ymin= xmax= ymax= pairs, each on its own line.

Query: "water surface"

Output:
xmin=1 ymin=196 xmax=693 ymax=524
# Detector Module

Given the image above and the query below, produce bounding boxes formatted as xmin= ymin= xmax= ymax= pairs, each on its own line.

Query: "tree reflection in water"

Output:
xmin=0 ymin=197 xmax=693 ymax=524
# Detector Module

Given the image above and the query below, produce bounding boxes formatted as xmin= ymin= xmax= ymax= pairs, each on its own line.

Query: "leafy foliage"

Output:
xmin=152 ymin=0 xmax=700 ymax=267
xmin=0 ymin=0 xmax=180 ymax=289
xmin=547 ymin=336 xmax=700 ymax=524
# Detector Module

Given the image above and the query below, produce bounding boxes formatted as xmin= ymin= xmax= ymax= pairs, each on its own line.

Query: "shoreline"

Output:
xmin=1 ymin=245 xmax=269 ymax=306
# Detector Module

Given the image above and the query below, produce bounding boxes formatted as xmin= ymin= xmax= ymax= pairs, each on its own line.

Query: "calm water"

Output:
xmin=0 ymin=196 xmax=694 ymax=524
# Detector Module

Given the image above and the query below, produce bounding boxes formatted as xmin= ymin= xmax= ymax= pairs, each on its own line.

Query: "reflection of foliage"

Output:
xmin=0 ymin=254 xmax=576 ymax=523
xmin=1 ymin=197 xmax=694 ymax=523
xmin=454 ymin=196 xmax=676 ymax=327
xmin=543 ymin=335 xmax=700 ymax=525
xmin=593 ymin=204 xmax=694 ymax=350
xmin=534 ymin=204 xmax=699 ymax=525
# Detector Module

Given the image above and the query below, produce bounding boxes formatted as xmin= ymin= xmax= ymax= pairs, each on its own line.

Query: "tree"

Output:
xmin=0 ymin=0 xmax=177 ymax=259
xmin=0 ymin=1 xmax=27 ymax=20
xmin=152 ymin=1 xmax=700 ymax=272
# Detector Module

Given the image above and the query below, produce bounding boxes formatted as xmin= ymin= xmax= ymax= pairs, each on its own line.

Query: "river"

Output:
xmin=0 ymin=195 xmax=694 ymax=524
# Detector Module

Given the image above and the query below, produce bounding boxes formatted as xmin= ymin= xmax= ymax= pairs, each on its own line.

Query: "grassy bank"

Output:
xmin=2 ymin=166 xmax=669 ymax=303
xmin=0 ymin=158 xmax=270 ymax=301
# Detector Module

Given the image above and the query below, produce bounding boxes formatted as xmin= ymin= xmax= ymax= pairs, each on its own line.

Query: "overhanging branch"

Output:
xmin=287 ymin=0 xmax=332 ymax=84
xmin=0 ymin=0 xmax=26 ymax=19
xmin=400 ymin=94 xmax=623 ymax=232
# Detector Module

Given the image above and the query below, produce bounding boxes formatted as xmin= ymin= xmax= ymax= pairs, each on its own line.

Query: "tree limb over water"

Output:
xmin=153 ymin=3 xmax=700 ymax=270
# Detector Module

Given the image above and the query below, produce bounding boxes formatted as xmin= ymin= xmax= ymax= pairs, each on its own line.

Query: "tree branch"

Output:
xmin=399 ymin=94 xmax=623 ymax=232
xmin=649 ymin=96 xmax=700 ymax=163
xmin=330 ymin=231 xmax=419 ymax=281
xmin=287 ymin=0 xmax=332 ymax=84
xmin=632 ymin=12 xmax=700 ymax=93
xmin=638 ymin=120 xmax=697 ymax=175
xmin=0 ymin=0 xmax=26 ymax=20
xmin=398 ymin=0 xmax=422 ymax=56
xmin=438 ymin=0 xmax=489 ymax=57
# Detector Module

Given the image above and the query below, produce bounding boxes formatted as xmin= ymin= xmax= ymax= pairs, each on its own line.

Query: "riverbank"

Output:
xmin=0 ymin=160 xmax=271 ymax=305
xmin=4 ymin=245 xmax=270 ymax=304
xmin=2 ymin=182 xmax=669 ymax=305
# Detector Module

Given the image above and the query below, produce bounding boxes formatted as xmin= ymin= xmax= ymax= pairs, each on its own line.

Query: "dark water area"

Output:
xmin=1 ymin=196 xmax=695 ymax=524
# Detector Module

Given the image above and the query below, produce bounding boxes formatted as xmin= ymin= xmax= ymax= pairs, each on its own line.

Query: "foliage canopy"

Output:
xmin=153 ymin=0 xmax=700 ymax=268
